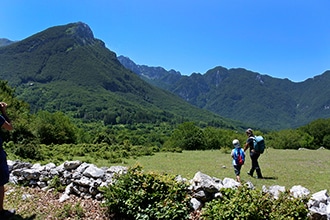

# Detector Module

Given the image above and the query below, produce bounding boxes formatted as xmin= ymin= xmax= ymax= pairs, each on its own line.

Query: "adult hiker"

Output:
xmin=244 ymin=128 xmax=263 ymax=179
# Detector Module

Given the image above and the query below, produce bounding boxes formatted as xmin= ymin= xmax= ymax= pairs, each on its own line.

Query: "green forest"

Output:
xmin=1 ymin=80 xmax=329 ymax=166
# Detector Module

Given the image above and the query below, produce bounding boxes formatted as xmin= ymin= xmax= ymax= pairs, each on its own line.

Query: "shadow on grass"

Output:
xmin=261 ymin=176 xmax=278 ymax=180
xmin=246 ymin=175 xmax=278 ymax=180
xmin=12 ymin=214 xmax=36 ymax=220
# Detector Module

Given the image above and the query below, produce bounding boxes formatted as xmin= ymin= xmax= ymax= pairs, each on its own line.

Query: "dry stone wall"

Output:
xmin=7 ymin=160 xmax=330 ymax=219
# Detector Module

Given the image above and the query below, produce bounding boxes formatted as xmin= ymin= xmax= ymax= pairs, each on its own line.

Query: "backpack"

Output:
xmin=253 ymin=136 xmax=265 ymax=154
xmin=234 ymin=148 xmax=245 ymax=165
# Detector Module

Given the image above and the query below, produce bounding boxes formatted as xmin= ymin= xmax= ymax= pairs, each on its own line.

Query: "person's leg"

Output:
xmin=248 ymin=152 xmax=256 ymax=176
xmin=0 ymin=149 xmax=7 ymax=211
xmin=256 ymin=168 xmax=263 ymax=178
xmin=234 ymin=165 xmax=241 ymax=182
xmin=252 ymin=153 xmax=263 ymax=178
xmin=0 ymin=149 xmax=15 ymax=217
xmin=0 ymin=185 xmax=4 ymax=211
xmin=248 ymin=152 xmax=261 ymax=176
xmin=255 ymin=157 xmax=263 ymax=178
xmin=236 ymin=167 xmax=241 ymax=182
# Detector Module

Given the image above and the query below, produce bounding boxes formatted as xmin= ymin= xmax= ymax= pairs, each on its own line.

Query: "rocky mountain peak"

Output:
xmin=65 ymin=22 xmax=96 ymax=46
xmin=68 ymin=22 xmax=93 ymax=39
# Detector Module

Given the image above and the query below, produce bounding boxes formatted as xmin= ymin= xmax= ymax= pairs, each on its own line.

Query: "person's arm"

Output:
xmin=244 ymin=138 xmax=252 ymax=152
xmin=243 ymin=142 xmax=248 ymax=152
xmin=231 ymin=149 xmax=234 ymax=158
xmin=0 ymin=102 xmax=13 ymax=131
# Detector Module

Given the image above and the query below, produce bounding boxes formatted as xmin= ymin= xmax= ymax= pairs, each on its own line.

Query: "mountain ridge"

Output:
xmin=118 ymin=56 xmax=330 ymax=129
xmin=2 ymin=22 xmax=329 ymax=130
xmin=0 ymin=22 xmax=240 ymax=129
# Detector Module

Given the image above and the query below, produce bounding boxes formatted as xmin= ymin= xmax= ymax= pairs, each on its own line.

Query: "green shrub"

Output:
xmin=268 ymin=191 xmax=309 ymax=220
xmin=13 ymin=142 xmax=44 ymax=161
xmin=48 ymin=175 xmax=65 ymax=193
xmin=201 ymin=186 xmax=309 ymax=220
xmin=101 ymin=165 xmax=192 ymax=220
xmin=54 ymin=202 xmax=84 ymax=219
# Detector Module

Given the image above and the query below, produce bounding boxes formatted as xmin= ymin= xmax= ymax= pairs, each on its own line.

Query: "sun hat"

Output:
xmin=245 ymin=128 xmax=253 ymax=134
xmin=232 ymin=139 xmax=240 ymax=147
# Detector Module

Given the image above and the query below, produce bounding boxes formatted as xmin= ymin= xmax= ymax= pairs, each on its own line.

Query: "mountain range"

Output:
xmin=0 ymin=22 xmax=238 ymax=129
xmin=118 ymin=56 xmax=330 ymax=130
xmin=1 ymin=22 xmax=329 ymax=130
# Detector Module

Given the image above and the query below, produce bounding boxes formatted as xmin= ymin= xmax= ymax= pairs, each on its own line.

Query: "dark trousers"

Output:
xmin=0 ymin=148 xmax=9 ymax=186
xmin=249 ymin=151 xmax=263 ymax=178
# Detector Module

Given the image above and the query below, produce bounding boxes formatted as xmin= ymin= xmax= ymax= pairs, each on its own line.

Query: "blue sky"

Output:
xmin=1 ymin=0 xmax=329 ymax=82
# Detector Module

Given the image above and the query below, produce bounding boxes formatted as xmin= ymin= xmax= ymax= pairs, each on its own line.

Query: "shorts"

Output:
xmin=233 ymin=164 xmax=242 ymax=176
xmin=0 ymin=148 xmax=9 ymax=186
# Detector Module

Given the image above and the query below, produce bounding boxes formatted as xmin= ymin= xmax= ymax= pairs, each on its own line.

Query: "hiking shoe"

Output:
xmin=0 ymin=209 xmax=16 ymax=219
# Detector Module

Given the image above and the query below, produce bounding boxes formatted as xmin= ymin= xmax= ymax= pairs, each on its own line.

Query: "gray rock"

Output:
xmin=262 ymin=185 xmax=285 ymax=199
xmin=222 ymin=177 xmax=240 ymax=189
xmin=83 ymin=164 xmax=105 ymax=178
xmin=190 ymin=198 xmax=202 ymax=210
xmin=6 ymin=159 xmax=330 ymax=218
xmin=106 ymin=166 xmax=127 ymax=174
xmin=290 ymin=185 xmax=310 ymax=198
xmin=64 ymin=161 xmax=82 ymax=170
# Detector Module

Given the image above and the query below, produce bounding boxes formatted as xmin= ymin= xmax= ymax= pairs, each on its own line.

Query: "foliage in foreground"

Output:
xmin=201 ymin=186 xmax=309 ymax=220
xmin=100 ymin=165 xmax=192 ymax=220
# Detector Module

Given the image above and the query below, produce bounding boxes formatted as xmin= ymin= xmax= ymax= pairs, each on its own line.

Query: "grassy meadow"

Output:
xmin=110 ymin=148 xmax=330 ymax=194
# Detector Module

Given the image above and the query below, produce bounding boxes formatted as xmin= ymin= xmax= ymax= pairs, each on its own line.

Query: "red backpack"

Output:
xmin=234 ymin=148 xmax=245 ymax=165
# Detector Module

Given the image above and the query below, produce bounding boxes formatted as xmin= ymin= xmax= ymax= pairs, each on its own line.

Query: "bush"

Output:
xmin=201 ymin=186 xmax=309 ymax=220
xmin=13 ymin=142 xmax=44 ymax=161
xmin=164 ymin=122 xmax=206 ymax=150
xmin=101 ymin=165 xmax=192 ymax=220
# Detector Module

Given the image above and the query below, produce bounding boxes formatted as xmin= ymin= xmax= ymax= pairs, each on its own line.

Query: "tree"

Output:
xmin=164 ymin=122 xmax=205 ymax=150
xmin=266 ymin=129 xmax=313 ymax=149
xmin=299 ymin=118 xmax=330 ymax=149
xmin=33 ymin=111 xmax=78 ymax=144
xmin=0 ymin=80 xmax=34 ymax=144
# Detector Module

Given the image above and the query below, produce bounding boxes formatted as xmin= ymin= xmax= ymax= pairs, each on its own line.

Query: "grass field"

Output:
xmin=111 ymin=148 xmax=330 ymax=194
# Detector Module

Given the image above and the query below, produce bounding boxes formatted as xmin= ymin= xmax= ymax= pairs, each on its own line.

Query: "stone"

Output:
xmin=290 ymin=185 xmax=310 ymax=198
xmin=83 ymin=164 xmax=105 ymax=178
xmin=6 ymin=159 xmax=330 ymax=218
xmin=262 ymin=185 xmax=285 ymax=199
xmin=222 ymin=177 xmax=240 ymax=189
xmin=64 ymin=160 xmax=82 ymax=170
xmin=190 ymin=198 xmax=202 ymax=210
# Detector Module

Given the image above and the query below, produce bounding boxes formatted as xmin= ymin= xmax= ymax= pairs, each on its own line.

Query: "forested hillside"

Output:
xmin=119 ymin=56 xmax=330 ymax=130
xmin=0 ymin=22 xmax=239 ymax=129
xmin=2 ymin=21 xmax=329 ymax=132
xmin=0 ymin=30 xmax=329 ymax=166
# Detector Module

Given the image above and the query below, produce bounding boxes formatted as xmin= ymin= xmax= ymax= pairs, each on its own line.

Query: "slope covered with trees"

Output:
xmin=119 ymin=56 xmax=330 ymax=130
xmin=0 ymin=22 xmax=239 ymax=129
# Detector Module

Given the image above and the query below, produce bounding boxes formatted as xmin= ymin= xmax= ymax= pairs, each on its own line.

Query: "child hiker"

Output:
xmin=231 ymin=139 xmax=245 ymax=182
